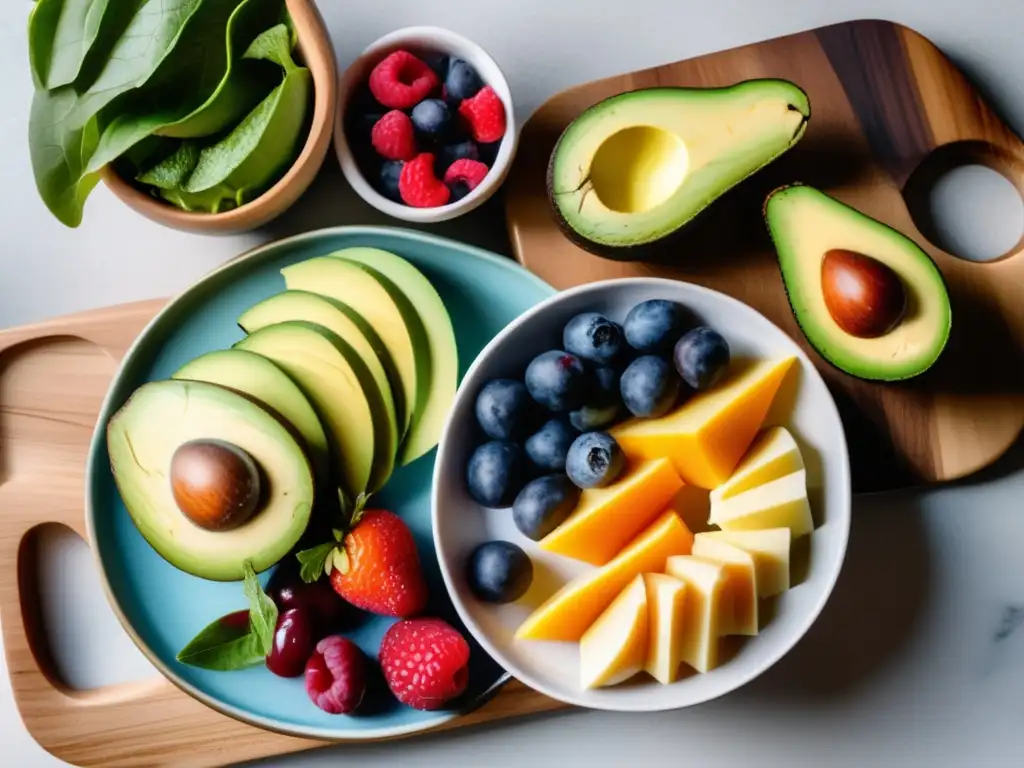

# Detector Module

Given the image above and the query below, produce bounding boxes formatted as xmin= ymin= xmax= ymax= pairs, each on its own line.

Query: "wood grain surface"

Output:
xmin=0 ymin=301 xmax=564 ymax=767
xmin=505 ymin=19 xmax=1024 ymax=493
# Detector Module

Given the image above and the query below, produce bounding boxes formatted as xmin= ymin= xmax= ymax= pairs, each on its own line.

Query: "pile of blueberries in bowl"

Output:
xmin=462 ymin=299 xmax=730 ymax=600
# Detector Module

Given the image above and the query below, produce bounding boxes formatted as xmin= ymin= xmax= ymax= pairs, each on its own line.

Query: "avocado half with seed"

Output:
xmin=106 ymin=379 xmax=314 ymax=581
xmin=764 ymin=183 xmax=952 ymax=382
xmin=546 ymin=79 xmax=811 ymax=256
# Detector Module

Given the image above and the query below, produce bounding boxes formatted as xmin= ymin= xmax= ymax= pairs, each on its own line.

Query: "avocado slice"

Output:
xmin=548 ymin=80 xmax=810 ymax=253
xmin=106 ymin=379 xmax=314 ymax=581
xmin=281 ymin=257 xmax=431 ymax=463
xmin=237 ymin=290 xmax=404 ymax=442
xmin=329 ymin=247 xmax=458 ymax=465
xmin=764 ymin=183 xmax=952 ymax=381
xmin=236 ymin=321 xmax=397 ymax=498
xmin=171 ymin=348 xmax=330 ymax=480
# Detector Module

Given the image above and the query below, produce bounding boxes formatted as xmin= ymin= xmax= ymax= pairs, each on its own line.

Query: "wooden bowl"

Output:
xmin=100 ymin=0 xmax=337 ymax=235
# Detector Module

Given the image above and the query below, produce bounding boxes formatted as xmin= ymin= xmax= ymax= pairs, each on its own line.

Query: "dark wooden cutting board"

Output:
xmin=504 ymin=19 xmax=1024 ymax=493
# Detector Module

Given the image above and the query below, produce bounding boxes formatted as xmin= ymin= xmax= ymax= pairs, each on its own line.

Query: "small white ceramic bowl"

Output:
xmin=334 ymin=26 xmax=518 ymax=223
xmin=433 ymin=277 xmax=852 ymax=711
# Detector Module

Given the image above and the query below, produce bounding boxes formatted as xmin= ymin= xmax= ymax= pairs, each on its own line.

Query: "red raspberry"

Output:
xmin=305 ymin=636 xmax=368 ymax=715
xmin=399 ymin=153 xmax=451 ymax=207
xmin=458 ymin=85 xmax=506 ymax=143
xmin=443 ymin=159 xmax=489 ymax=191
xmin=370 ymin=110 xmax=417 ymax=161
xmin=369 ymin=51 xmax=440 ymax=110
xmin=379 ymin=618 xmax=470 ymax=711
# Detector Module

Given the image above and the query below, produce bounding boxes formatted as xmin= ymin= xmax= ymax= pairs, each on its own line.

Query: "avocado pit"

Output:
xmin=589 ymin=125 xmax=689 ymax=214
xmin=170 ymin=439 xmax=262 ymax=532
xmin=821 ymin=248 xmax=907 ymax=338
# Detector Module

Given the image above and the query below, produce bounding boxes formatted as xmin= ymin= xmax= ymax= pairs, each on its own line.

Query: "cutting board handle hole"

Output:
xmin=19 ymin=523 xmax=155 ymax=692
xmin=903 ymin=141 xmax=1024 ymax=263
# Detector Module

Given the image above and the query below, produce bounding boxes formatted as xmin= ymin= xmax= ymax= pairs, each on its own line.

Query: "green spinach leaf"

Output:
xmin=28 ymin=0 xmax=112 ymax=90
xmin=184 ymin=25 xmax=311 ymax=204
xmin=176 ymin=609 xmax=266 ymax=671
xmin=136 ymin=141 xmax=200 ymax=188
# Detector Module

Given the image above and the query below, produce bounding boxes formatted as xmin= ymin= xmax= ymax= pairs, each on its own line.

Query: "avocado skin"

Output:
xmin=544 ymin=80 xmax=811 ymax=261
xmin=763 ymin=182 xmax=953 ymax=383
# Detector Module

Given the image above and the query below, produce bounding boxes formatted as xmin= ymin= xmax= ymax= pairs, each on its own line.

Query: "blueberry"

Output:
xmin=448 ymin=181 xmax=471 ymax=201
xmin=377 ymin=160 xmax=403 ymax=202
xmin=569 ymin=366 xmax=623 ymax=431
xmin=411 ymin=99 xmax=450 ymax=137
xmin=524 ymin=418 xmax=579 ymax=472
xmin=478 ymin=140 xmax=501 ymax=166
xmin=466 ymin=540 xmax=533 ymax=603
xmin=566 ymin=432 xmax=625 ymax=489
xmin=623 ymin=299 xmax=690 ymax=353
xmin=466 ymin=440 xmax=526 ymax=507
xmin=445 ymin=58 xmax=483 ymax=102
xmin=420 ymin=51 xmax=451 ymax=78
xmin=512 ymin=474 xmax=581 ymax=541
xmin=562 ymin=312 xmax=623 ymax=365
xmin=673 ymin=326 xmax=730 ymax=390
xmin=524 ymin=350 xmax=589 ymax=412
xmin=474 ymin=379 xmax=535 ymax=440
xmin=436 ymin=140 xmax=479 ymax=174
xmin=620 ymin=355 xmax=680 ymax=418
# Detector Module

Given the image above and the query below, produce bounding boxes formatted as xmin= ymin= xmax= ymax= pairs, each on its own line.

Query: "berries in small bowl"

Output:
xmin=336 ymin=26 xmax=517 ymax=222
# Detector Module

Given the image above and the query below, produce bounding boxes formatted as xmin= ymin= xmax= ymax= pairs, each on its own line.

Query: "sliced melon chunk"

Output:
xmin=708 ymin=470 xmax=813 ymax=537
xmin=610 ymin=357 xmax=796 ymax=489
xmin=515 ymin=510 xmax=694 ymax=642
xmin=691 ymin=536 xmax=758 ymax=636
xmin=698 ymin=528 xmax=792 ymax=597
xmin=579 ymin=575 xmax=649 ymax=689
xmin=665 ymin=555 xmax=728 ymax=673
xmin=643 ymin=572 xmax=688 ymax=684
xmin=539 ymin=457 xmax=684 ymax=565
xmin=710 ymin=425 xmax=804 ymax=503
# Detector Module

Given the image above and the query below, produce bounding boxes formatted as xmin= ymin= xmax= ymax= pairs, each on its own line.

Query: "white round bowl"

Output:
xmin=432 ymin=277 xmax=851 ymax=711
xmin=334 ymin=26 xmax=518 ymax=223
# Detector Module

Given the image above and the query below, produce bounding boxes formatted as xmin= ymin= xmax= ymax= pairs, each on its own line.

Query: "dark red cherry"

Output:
xmin=265 ymin=608 xmax=315 ymax=678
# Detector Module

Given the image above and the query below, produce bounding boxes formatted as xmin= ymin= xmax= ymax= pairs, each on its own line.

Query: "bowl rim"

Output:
xmin=100 ymin=0 xmax=338 ymax=233
xmin=333 ymin=25 xmax=519 ymax=223
xmin=431 ymin=276 xmax=853 ymax=712
xmin=81 ymin=225 xmax=558 ymax=740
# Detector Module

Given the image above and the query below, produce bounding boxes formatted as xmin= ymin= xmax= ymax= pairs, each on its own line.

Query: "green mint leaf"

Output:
xmin=296 ymin=542 xmax=336 ymax=583
xmin=242 ymin=559 xmax=277 ymax=656
xmin=176 ymin=609 xmax=265 ymax=671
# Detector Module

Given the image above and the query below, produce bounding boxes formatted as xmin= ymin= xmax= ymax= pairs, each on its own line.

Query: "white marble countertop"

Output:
xmin=2 ymin=0 xmax=1022 ymax=766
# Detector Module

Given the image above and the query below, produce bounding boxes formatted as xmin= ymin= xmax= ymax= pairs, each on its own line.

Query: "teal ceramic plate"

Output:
xmin=85 ymin=227 xmax=554 ymax=739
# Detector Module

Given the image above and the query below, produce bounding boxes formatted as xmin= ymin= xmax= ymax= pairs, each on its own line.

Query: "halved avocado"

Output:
xmin=171 ymin=348 xmax=330 ymax=481
xmin=237 ymin=290 xmax=404 ymax=442
xmin=106 ymin=379 xmax=314 ymax=581
xmin=236 ymin=321 xmax=397 ymax=497
xmin=330 ymin=247 xmax=458 ymax=465
xmin=281 ymin=257 xmax=431 ymax=462
xmin=548 ymin=80 xmax=810 ymax=254
xmin=764 ymin=183 xmax=952 ymax=381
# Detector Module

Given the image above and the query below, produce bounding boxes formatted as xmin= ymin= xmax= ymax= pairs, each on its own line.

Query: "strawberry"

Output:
xmin=297 ymin=496 xmax=428 ymax=618
xmin=379 ymin=618 xmax=470 ymax=710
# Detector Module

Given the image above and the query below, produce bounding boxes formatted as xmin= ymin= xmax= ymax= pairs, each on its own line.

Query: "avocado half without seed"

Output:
xmin=106 ymin=379 xmax=314 ymax=581
xmin=547 ymin=79 xmax=811 ymax=255
xmin=764 ymin=183 xmax=952 ymax=382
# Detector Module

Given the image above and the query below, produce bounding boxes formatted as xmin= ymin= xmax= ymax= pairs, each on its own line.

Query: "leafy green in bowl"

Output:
xmin=27 ymin=0 xmax=319 ymax=228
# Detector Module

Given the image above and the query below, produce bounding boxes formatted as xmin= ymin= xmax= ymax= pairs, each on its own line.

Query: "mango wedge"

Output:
xmin=515 ymin=510 xmax=694 ymax=642
xmin=539 ymin=457 xmax=684 ymax=566
xmin=611 ymin=357 xmax=796 ymax=489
